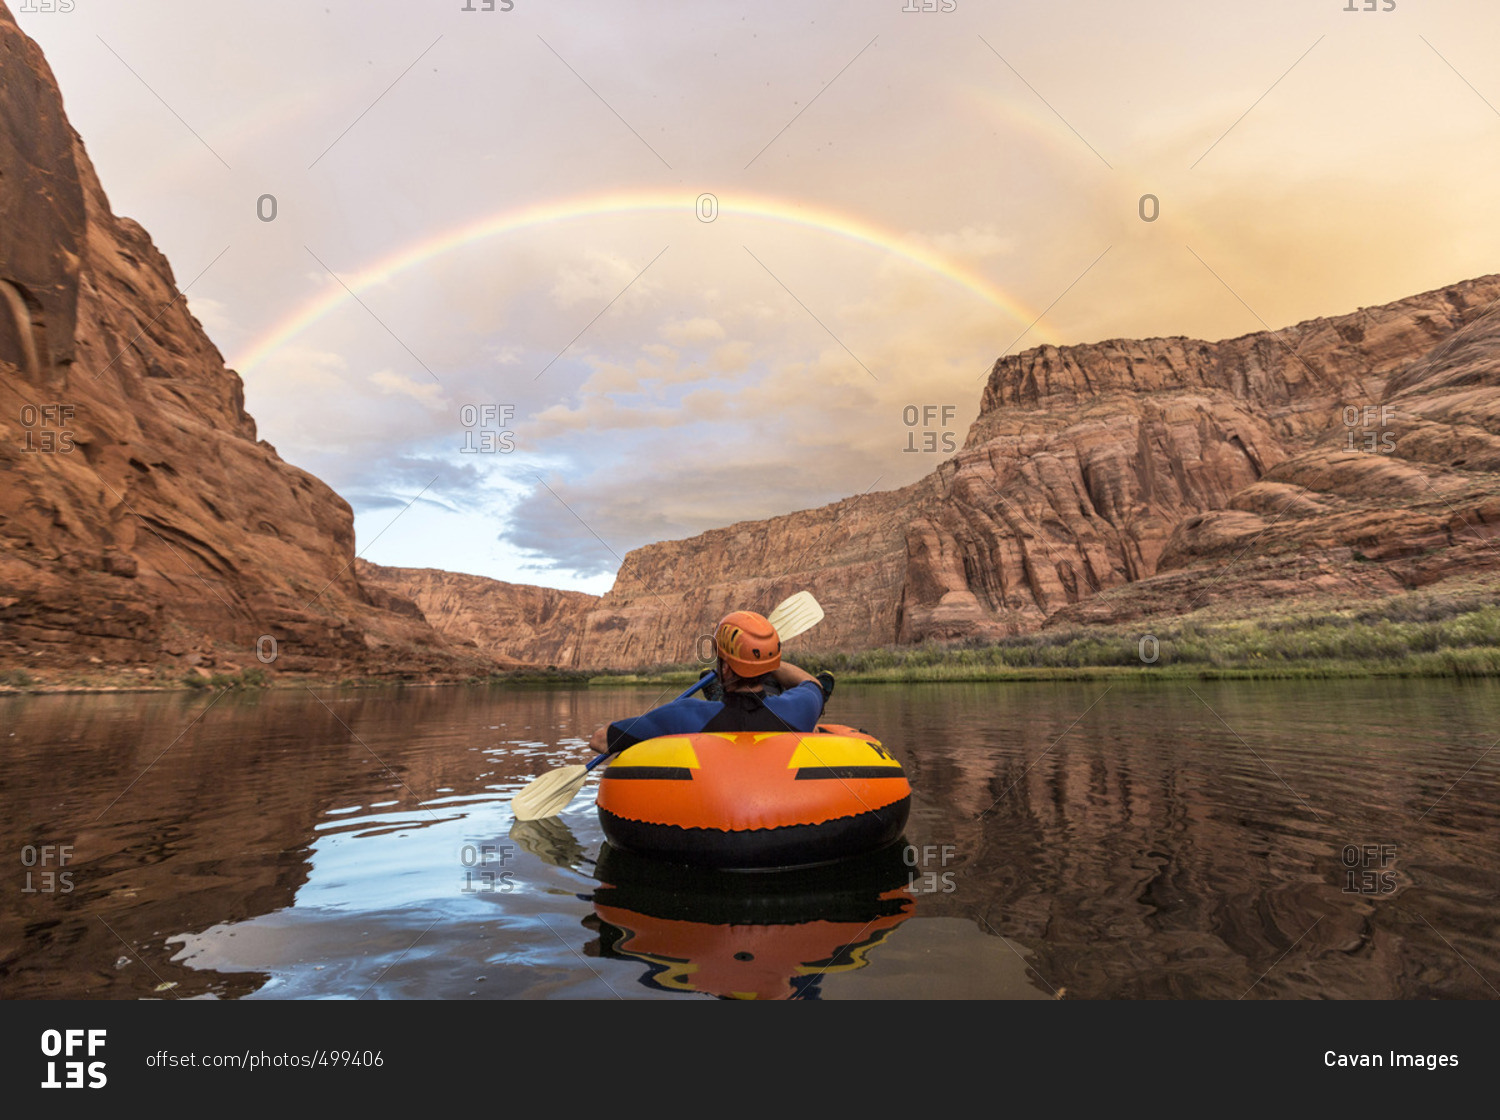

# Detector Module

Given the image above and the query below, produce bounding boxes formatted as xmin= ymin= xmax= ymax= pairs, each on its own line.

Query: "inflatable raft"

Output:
xmin=596 ymin=723 xmax=911 ymax=870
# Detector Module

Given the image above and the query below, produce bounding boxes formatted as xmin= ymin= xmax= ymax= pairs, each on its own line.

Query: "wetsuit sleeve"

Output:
xmin=764 ymin=679 xmax=826 ymax=732
xmin=606 ymin=698 xmax=719 ymax=754
xmin=604 ymin=722 xmax=642 ymax=755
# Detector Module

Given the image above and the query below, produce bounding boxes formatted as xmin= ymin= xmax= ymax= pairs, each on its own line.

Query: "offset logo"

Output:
xmin=902 ymin=405 xmax=958 ymax=454
xmin=40 ymin=1029 xmax=106 ymax=1089
xmin=20 ymin=844 xmax=74 ymax=893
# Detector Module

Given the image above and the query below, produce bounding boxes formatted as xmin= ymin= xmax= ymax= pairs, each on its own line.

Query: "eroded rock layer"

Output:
xmin=571 ymin=275 xmax=1500 ymax=667
xmin=0 ymin=6 xmax=496 ymax=681
xmin=5 ymin=2 xmax=1497 ymax=679
xmin=356 ymin=560 xmax=597 ymax=668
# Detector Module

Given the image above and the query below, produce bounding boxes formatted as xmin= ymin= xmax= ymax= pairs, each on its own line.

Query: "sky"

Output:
xmin=15 ymin=0 xmax=1500 ymax=595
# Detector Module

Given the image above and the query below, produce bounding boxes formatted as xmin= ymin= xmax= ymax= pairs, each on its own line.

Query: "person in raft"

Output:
xmin=587 ymin=610 xmax=834 ymax=757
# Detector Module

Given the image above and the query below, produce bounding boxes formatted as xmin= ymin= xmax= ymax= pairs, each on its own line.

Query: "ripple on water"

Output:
xmin=1 ymin=680 xmax=1497 ymax=998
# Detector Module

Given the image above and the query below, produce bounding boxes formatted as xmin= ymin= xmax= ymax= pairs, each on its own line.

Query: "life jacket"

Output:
xmin=702 ymin=689 xmax=803 ymax=733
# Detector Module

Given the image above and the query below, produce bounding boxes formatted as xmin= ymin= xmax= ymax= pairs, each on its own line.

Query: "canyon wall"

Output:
xmin=0 ymin=6 xmax=497 ymax=682
xmin=356 ymin=560 xmax=597 ymax=668
xmin=4 ymin=1 xmax=1496 ymax=680
xmin=568 ymin=276 xmax=1500 ymax=667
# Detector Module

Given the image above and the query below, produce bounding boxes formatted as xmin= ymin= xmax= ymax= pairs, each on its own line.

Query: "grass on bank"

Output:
xmin=181 ymin=667 xmax=273 ymax=690
xmin=588 ymin=598 xmax=1500 ymax=685
xmin=6 ymin=591 xmax=1498 ymax=693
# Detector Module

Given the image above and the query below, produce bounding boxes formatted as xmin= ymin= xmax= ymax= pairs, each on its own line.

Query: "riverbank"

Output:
xmin=0 ymin=663 xmax=600 ymax=695
xmin=795 ymin=603 xmax=1500 ymax=683
xmin=592 ymin=588 xmax=1500 ymax=685
xmin=5 ymin=585 xmax=1498 ymax=693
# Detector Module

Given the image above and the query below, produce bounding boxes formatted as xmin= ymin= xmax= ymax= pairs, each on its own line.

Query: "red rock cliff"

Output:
xmin=570 ymin=275 xmax=1500 ymax=667
xmin=6 ymin=1 xmax=1495 ymax=679
xmin=0 ymin=5 xmax=496 ymax=681
xmin=356 ymin=560 xmax=597 ymax=668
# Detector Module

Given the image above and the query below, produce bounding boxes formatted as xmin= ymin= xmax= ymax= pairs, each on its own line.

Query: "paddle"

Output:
xmin=510 ymin=592 xmax=824 ymax=822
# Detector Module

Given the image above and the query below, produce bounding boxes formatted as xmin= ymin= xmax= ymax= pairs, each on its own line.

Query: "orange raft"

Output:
xmin=596 ymin=723 xmax=911 ymax=870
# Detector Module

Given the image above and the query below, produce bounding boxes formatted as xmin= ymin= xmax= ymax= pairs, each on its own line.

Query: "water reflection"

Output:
xmin=0 ymin=679 xmax=1496 ymax=999
xmin=587 ymin=843 xmax=914 ymax=1000
xmin=509 ymin=818 xmax=592 ymax=873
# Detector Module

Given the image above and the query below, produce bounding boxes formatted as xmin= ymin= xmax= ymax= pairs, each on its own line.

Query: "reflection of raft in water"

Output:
xmin=591 ymin=842 xmax=914 ymax=1000
xmin=596 ymin=724 xmax=911 ymax=870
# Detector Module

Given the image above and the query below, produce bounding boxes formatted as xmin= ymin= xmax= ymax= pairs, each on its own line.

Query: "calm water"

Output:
xmin=1 ymin=679 xmax=1497 ymax=1000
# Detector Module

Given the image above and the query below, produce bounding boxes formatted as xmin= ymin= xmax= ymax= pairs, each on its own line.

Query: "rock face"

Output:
xmin=5 ymin=3 xmax=1496 ymax=680
xmin=356 ymin=560 xmax=597 ymax=668
xmin=0 ymin=6 xmax=496 ymax=682
xmin=569 ymin=275 xmax=1500 ymax=667
xmin=1079 ymin=299 xmax=1500 ymax=627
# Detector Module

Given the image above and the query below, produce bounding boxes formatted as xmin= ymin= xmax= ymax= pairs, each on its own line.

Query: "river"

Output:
xmin=2 ymin=678 xmax=1497 ymax=999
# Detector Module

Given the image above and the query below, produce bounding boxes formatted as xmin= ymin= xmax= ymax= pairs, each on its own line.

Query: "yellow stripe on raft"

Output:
xmin=607 ymin=737 xmax=702 ymax=769
xmin=786 ymin=736 xmax=903 ymax=770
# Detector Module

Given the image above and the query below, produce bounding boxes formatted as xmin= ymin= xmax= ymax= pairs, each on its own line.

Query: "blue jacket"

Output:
xmin=605 ymin=680 xmax=826 ymax=754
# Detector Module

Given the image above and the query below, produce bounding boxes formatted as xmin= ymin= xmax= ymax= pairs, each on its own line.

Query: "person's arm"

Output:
xmin=769 ymin=660 xmax=817 ymax=690
xmin=764 ymin=674 xmax=827 ymax=730
xmin=589 ymin=697 xmax=714 ymax=758
xmin=589 ymin=720 xmax=643 ymax=756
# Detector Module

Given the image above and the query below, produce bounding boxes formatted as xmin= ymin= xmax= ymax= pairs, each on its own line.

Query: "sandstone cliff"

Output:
xmin=356 ymin=560 xmax=597 ymax=668
xmin=5 ymin=1 xmax=1496 ymax=681
xmin=0 ymin=5 xmax=498 ymax=683
xmin=568 ymin=275 xmax=1500 ymax=668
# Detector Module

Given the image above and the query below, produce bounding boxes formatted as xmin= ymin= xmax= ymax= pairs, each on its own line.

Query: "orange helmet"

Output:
xmin=714 ymin=611 xmax=781 ymax=677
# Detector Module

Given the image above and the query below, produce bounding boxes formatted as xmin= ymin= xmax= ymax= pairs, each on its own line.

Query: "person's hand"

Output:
xmin=588 ymin=725 xmax=610 ymax=754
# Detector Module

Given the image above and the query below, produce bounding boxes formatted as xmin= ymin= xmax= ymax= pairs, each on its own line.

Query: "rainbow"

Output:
xmin=233 ymin=190 xmax=1055 ymax=372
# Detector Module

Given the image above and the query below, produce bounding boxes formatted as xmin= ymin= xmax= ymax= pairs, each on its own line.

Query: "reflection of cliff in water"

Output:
xmin=849 ymin=680 xmax=1500 ymax=999
xmin=0 ymin=687 xmax=596 ymax=998
xmin=4 ymin=680 xmax=1497 ymax=999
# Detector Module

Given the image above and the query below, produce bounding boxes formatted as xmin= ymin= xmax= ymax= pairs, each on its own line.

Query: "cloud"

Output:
xmin=333 ymin=454 xmax=491 ymax=514
xmin=185 ymin=295 xmax=235 ymax=341
xmin=712 ymin=340 xmax=754 ymax=373
xmin=550 ymin=250 xmax=663 ymax=311
xmin=82 ymin=0 xmax=1495 ymax=598
xmin=505 ymin=448 xmax=894 ymax=582
xmin=909 ymin=225 xmax=1018 ymax=261
xmin=660 ymin=317 xmax=726 ymax=345
xmin=531 ymin=394 xmax=679 ymax=436
xmin=370 ymin=369 xmax=447 ymax=410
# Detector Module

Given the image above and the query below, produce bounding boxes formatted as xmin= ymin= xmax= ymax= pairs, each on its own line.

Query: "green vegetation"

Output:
xmin=589 ymin=590 xmax=1500 ymax=685
xmin=7 ymin=586 xmax=1497 ymax=693
xmin=485 ymin=667 xmax=598 ymax=686
xmin=182 ymin=667 xmax=272 ymax=690
xmin=587 ymin=670 xmax=708 ymax=688
xmin=790 ymin=606 xmax=1500 ymax=682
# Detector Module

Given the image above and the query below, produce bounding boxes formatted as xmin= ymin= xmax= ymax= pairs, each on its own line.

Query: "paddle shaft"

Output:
xmin=584 ymin=671 xmax=716 ymax=773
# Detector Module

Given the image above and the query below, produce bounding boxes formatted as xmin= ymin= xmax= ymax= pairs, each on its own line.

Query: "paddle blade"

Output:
xmin=768 ymin=591 xmax=824 ymax=642
xmin=510 ymin=765 xmax=589 ymax=822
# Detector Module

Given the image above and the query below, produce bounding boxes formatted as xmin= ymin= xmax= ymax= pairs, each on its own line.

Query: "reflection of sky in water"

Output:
xmin=167 ymin=786 xmax=620 ymax=1000
xmin=168 ymin=736 xmax=940 ymax=1000
xmin=161 ymin=716 xmax=625 ymax=999
xmin=8 ymin=680 xmax=1500 ymax=999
